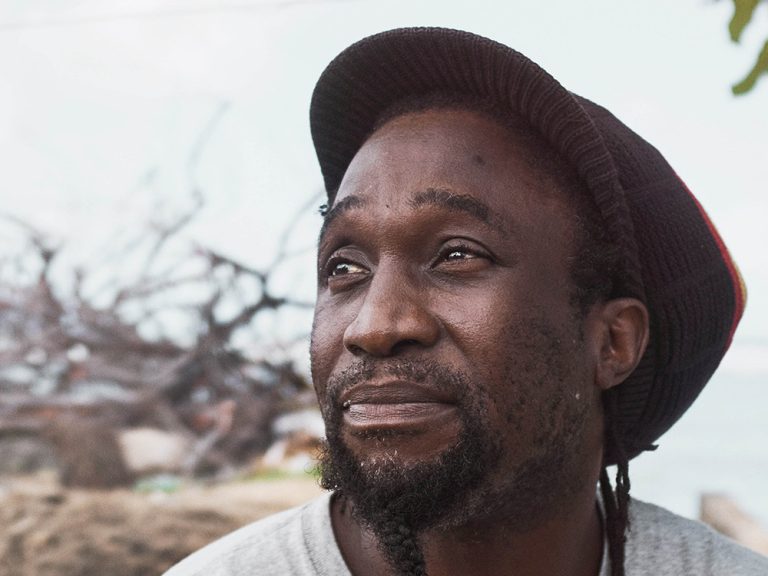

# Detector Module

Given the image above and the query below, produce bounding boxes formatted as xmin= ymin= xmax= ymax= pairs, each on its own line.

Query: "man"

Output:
xmin=165 ymin=28 xmax=766 ymax=576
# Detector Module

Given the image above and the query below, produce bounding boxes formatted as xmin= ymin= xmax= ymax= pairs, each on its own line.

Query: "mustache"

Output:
xmin=324 ymin=358 xmax=472 ymax=410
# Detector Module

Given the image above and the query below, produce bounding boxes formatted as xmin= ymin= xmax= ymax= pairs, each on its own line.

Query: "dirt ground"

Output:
xmin=0 ymin=472 xmax=324 ymax=576
xmin=6 ymin=473 xmax=764 ymax=576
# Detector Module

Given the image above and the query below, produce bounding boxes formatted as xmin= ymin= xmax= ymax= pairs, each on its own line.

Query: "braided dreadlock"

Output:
xmin=333 ymin=495 xmax=428 ymax=576
xmin=600 ymin=388 xmax=632 ymax=576
xmin=377 ymin=516 xmax=428 ymax=576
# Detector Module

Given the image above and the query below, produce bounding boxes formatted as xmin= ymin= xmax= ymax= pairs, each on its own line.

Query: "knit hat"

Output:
xmin=309 ymin=27 xmax=746 ymax=464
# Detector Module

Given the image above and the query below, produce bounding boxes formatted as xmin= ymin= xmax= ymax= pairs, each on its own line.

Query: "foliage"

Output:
xmin=729 ymin=0 xmax=768 ymax=94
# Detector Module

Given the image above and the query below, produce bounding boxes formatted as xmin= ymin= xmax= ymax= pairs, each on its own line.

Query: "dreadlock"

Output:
xmin=333 ymin=495 xmax=428 ymax=576
xmin=600 ymin=387 xmax=631 ymax=576
xmin=376 ymin=516 xmax=428 ymax=576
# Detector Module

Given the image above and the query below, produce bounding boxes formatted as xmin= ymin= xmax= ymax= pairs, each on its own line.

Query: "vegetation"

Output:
xmin=728 ymin=0 xmax=768 ymax=94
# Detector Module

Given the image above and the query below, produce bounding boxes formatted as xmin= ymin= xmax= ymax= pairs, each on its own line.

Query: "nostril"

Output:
xmin=346 ymin=343 xmax=366 ymax=356
xmin=390 ymin=338 xmax=420 ymax=355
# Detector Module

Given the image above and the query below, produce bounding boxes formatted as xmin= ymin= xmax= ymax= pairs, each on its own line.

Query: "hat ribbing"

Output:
xmin=309 ymin=27 xmax=746 ymax=463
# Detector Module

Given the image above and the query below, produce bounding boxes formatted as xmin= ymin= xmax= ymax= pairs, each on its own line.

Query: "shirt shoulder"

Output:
xmin=624 ymin=498 xmax=768 ymax=576
xmin=163 ymin=492 xmax=350 ymax=576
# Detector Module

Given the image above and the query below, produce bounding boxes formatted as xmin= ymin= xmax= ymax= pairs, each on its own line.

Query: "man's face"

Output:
xmin=310 ymin=108 xmax=605 ymax=532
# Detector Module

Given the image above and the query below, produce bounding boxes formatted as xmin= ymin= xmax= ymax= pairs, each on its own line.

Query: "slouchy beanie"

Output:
xmin=309 ymin=27 xmax=747 ymax=463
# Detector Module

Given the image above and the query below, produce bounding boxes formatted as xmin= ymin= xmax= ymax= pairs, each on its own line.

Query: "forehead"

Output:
xmin=326 ymin=108 xmax=575 ymax=238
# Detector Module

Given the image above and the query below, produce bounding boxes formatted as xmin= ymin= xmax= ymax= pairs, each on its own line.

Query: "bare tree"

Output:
xmin=0 ymin=106 xmax=320 ymax=485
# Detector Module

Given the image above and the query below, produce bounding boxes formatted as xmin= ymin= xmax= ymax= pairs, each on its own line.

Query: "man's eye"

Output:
xmin=329 ymin=261 xmax=367 ymax=277
xmin=433 ymin=242 xmax=493 ymax=272
xmin=438 ymin=244 xmax=485 ymax=263
xmin=444 ymin=248 xmax=476 ymax=261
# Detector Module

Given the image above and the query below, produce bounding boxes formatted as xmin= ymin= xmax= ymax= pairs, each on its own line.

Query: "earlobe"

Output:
xmin=593 ymin=298 xmax=650 ymax=391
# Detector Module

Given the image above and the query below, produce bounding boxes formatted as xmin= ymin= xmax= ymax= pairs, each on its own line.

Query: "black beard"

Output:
xmin=315 ymin=316 xmax=591 ymax=576
xmin=318 ymin=360 xmax=501 ymax=575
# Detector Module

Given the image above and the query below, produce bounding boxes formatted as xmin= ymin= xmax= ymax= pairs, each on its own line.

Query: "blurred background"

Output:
xmin=1 ymin=0 xmax=767 ymax=574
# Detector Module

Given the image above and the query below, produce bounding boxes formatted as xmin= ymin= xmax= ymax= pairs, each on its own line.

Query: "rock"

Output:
xmin=117 ymin=428 xmax=192 ymax=475
xmin=0 ymin=433 xmax=57 ymax=476
xmin=46 ymin=416 xmax=131 ymax=488
xmin=700 ymin=493 xmax=768 ymax=556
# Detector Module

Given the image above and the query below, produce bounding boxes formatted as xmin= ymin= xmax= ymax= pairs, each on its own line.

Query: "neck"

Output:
xmin=331 ymin=482 xmax=604 ymax=576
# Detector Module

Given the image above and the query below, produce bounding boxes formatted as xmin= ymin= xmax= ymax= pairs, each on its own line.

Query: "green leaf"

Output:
xmin=730 ymin=0 xmax=760 ymax=42
xmin=732 ymin=38 xmax=768 ymax=94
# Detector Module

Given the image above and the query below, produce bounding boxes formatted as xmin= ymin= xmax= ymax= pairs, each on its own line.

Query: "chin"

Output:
xmin=340 ymin=425 xmax=464 ymax=468
xmin=319 ymin=403 xmax=500 ymax=534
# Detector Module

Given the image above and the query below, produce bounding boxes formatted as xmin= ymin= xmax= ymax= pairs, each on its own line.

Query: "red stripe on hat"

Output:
xmin=675 ymin=175 xmax=746 ymax=349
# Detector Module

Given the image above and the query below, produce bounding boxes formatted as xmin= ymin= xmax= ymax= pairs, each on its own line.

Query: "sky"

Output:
xmin=1 ymin=0 xmax=767 ymax=521
xmin=1 ymin=0 xmax=767 ymax=341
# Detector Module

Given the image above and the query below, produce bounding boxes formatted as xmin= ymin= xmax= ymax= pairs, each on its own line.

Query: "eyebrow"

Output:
xmin=319 ymin=195 xmax=368 ymax=241
xmin=408 ymin=188 xmax=509 ymax=237
xmin=318 ymin=186 xmax=510 ymax=244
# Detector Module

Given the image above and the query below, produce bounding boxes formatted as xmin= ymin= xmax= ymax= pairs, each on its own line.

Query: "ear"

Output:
xmin=591 ymin=298 xmax=649 ymax=391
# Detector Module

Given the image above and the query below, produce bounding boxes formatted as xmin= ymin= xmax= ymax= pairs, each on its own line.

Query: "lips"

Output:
xmin=339 ymin=381 xmax=459 ymax=433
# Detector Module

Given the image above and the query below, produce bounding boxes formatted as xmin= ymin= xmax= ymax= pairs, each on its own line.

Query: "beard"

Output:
xmin=318 ymin=359 xmax=497 ymax=576
xmin=319 ymin=359 xmax=499 ymax=530
xmin=315 ymin=318 xmax=593 ymax=575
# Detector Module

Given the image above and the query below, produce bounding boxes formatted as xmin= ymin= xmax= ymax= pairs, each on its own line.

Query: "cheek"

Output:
xmin=309 ymin=299 xmax=352 ymax=394
xmin=436 ymin=283 xmax=575 ymax=376
xmin=471 ymin=305 xmax=594 ymax=446
xmin=432 ymin=286 xmax=513 ymax=351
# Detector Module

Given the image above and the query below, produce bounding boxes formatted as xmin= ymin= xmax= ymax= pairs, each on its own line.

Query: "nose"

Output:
xmin=342 ymin=267 xmax=441 ymax=357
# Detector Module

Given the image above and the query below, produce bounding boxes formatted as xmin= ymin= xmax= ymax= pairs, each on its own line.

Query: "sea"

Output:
xmin=627 ymin=344 xmax=768 ymax=526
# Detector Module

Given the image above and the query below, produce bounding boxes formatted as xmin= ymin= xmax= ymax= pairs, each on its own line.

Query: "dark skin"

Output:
xmin=311 ymin=109 xmax=649 ymax=576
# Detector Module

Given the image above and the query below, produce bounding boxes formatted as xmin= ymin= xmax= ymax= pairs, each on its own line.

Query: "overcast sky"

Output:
xmin=2 ymin=0 xmax=767 ymax=520
xmin=2 ymin=0 xmax=766 ymax=344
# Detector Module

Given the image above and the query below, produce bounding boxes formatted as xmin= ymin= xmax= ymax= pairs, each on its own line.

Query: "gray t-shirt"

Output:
xmin=164 ymin=492 xmax=768 ymax=575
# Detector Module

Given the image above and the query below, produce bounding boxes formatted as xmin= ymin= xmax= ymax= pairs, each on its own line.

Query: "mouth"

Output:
xmin=339 ymin=382 xmax=460 ymax=435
